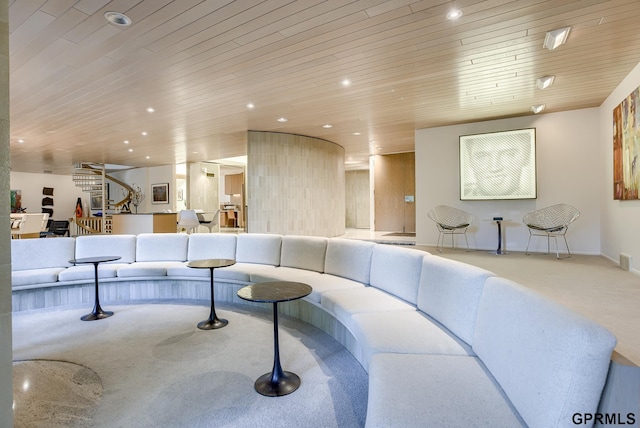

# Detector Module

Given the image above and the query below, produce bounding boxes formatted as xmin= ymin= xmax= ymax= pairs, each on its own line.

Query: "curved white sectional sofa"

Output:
xmin=11 ymin=233 xmax=620 ymax=427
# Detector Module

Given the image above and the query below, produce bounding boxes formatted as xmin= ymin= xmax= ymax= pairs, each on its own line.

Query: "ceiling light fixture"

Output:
xmin=341 ymin=79 xmax=351 ymax=87
xmin=18 ymin=139 xmax=24 ymax=143
xmin=104 ymin=11 xmax=132 ymax=27
xmin=277 ymin=117 xmax=288 ymax=122
xmin=128 ymin=148 xmax=134 ymax=152
xmin=352 ymin=132 xmax=361 ymax=136
xmin=446 ymin=9 xmax=463 ymax=20
xmin=543 ymin=27 xmax=571 ymax=51
xmin=124 ymin=140 xmax=129 ymax=144
xmin=141 ymin=131 xmax=148 ymax=136
xmin=146 ymin=107 xmax=154 ymax=113
xmin=322 ymin=124 xmax=333 ymax=128
xmin=246 ymin=103 xmax=255 ymax=109
xmin=536 ymin=75 xmax=555 ymax=89
xmin=531 ymin=104 xmax=546 ymax=114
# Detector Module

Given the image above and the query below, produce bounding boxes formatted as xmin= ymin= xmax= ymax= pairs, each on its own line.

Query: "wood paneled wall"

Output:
xmin=346 ymin=170 xmax=370 ymax=229
xmin=247 ymin=131 xmax=345 ymax=237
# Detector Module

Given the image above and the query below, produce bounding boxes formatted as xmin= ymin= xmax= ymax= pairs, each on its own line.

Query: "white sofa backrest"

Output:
xmin=324 ymin=238 xmax=375 ymax=284
xmin=11 ymin=237 xmax=75 ymax=270
xmin=236 ymin=233 xmax=282 ymax=265
xmin=280 ymin=235 xmax=328 ymax=273
xmin=417 ymin=256 xmax=494 ymax=346
xmin=135 ymin=233 xmax=189 ymax=262
xmin=473 ymin=277 xmax=616 ymax=428
xmin=75 ymin=235 xmax=137 ymax=263
xmin=369 ymin=245 xmax=426 ymax=305
xmin=187 ymin=234 xmax=237 ymax=261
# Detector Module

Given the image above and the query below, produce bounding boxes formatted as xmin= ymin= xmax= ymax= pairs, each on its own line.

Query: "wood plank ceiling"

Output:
xmin=8 ymin=0 xmax=640 ymax=174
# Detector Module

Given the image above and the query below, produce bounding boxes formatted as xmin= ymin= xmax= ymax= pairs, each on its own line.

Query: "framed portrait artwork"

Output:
xmin=459 ymin=128 xmax=537 ymax=201
xmin=152 ymin=183 xmax=169 ymax=204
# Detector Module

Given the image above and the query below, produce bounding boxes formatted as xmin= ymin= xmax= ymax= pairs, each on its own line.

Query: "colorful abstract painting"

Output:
xmin=613 ymin=87 xmax=640 ymax=200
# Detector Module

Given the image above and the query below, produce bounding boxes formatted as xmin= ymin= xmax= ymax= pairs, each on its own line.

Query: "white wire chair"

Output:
xmin=523 ymin=204 xmax=580 ymax=259
xmin=427 ymin=205 xmax=473 ymax=252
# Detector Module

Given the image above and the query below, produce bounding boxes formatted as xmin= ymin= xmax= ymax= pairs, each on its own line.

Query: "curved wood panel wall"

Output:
xmin=247 ymin=131 xmax=345 ymax=237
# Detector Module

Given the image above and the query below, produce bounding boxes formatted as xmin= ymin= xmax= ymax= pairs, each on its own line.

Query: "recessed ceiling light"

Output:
xmin=322 ymin=124 xmax=333 ymax=128
xmin=246 ymin=103 xmax=255 ymax=109
xmin=447 ymin=9 xmax=463 ymax=20
xmin=145 ymin=156 xmax=150 ymax=159
xmin=277 ymin=117 xmax=288 ymax=122
xmin=543 ymin=27 xmax=571 ymax=51
xmin=341 ymin=79 xmax=351 ymax=87
xmin=128 ymin=148 xmax=134 ymax=152
xmin=124 ymin=140 xmax=129 ymax=144
xmin=104 ymin=11 xmax=132 ymax=27
xmin=141 ymin=131 xmax=148 ymax=136
xmin=536 ymin=75 xmax=555 ymax=89
xmin=146 ymin=107 xmax=155 ymax=113
xmin=18 ymin=139 xmax=24 ymax=143
xmin=531 ymin=104 xmax=546 ymax=114
xmin=352 ymin=132 xmax=361 ymax=136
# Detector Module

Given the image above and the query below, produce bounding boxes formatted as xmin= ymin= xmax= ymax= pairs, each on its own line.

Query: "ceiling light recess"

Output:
xmin=447 ymin=9 xmax=463 ymax=20
xmin=543 ymin=27 xmax=570 ymax=51
xmin=277 ymin=117 xmax=288 ymax=122
xmin=536 ymin=75 xmax=555 ymax=90
xmin=104 ymin=11 xmax=132 ymax=27
xmin=531 ymin=104 xmax=546 ymax=114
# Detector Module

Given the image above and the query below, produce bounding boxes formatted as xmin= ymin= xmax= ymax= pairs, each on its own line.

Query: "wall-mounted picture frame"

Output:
xmin=152 ymin=183 xmax=169 ymax=204
xmin=459 ymin=128 xmax=537 ymax=201
xmin=613 ymin=86 xmax=640 ymax=200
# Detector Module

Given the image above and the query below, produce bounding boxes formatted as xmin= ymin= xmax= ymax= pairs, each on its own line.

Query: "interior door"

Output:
xmin=374 ymin=152 xmax=415 ymax=233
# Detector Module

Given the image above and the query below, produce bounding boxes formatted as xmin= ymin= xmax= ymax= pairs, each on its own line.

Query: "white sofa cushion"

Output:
xmin=280 ymin=235 xmax=328 ymax=272
xmin=321 ymin=287 xmax=415 ymax=330
xmin=366 ymin=353 xmax=525 ymax=428
xmin=117 ymin=261 xmax=185 ymax=277
xmin=213 ymin=263 xmax=277 ymax=282
xmin=369 ymin=245 xmax=426 ymax=304
xmin=324 ymin=238 xmax=375 ymax=283
xmin=58 ymin=264 xmax=127 ymax=281
xmin=12 ymin=268 xmax=67 ymax=286
xmin=417 ymin=255 xmax=494 ymax=346
xmin=473 ymin=277 xmax=617 ymax=428
xmin=250 ymin=266 xmax=321 ymax=284
xmin=135 ymin=233 xmax=189 ymax=262
xmin=75 ymin=235 xmax=137 ymax=263
xmin=11 ymin=237 xmax=75 ymax=270
xmin=187 ymin=233 xmax=237 ymax=261
xmin=351 ymin=310 xmax=473 ymax=371
xmin=301 ymin=274 xmax=365 ymax=304
xmin=235 ymin=234 xmax=282 ymax=265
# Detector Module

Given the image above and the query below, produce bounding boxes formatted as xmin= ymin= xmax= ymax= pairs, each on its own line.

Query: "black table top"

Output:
xmin=237 ymin=281 xmax=312 ymax=303
xmin=69 ymin=256 xmax=121 ymax=265
xmin=186 ymin=259 xmax=236 ymax=269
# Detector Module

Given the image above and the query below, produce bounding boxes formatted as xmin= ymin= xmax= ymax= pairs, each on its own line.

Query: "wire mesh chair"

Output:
xmin=427 ymin=205 xmax=473 ymax=252
xmin=523 ymin=204 xmax=580 ymax=259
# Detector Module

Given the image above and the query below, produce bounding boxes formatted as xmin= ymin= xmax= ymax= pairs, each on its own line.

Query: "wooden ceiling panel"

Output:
xmin=8 ymin=0 xmax=640 ymax=174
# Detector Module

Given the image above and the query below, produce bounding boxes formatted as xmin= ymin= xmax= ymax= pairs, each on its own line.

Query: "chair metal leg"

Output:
xmin=525 ymin=233 xmax=533 ymax=255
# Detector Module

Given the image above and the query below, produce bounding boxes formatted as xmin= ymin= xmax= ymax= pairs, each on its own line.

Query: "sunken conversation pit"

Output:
xmin=11 ymin=233 xmax=629 ymax=427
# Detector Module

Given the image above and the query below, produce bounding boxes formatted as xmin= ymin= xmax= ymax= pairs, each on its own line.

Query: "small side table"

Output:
xmin=237 ymin=281 xmax=312 ymax=397
xmin=69 ymin=256 xmax=121 ymax=321
xmin=187 ymin=259 xmax=236 ymax=330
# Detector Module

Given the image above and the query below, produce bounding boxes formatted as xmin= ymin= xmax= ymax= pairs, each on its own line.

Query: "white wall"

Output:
xmin=599 ymin=61 xmax=640 ymax=272
xmin=10 ymin=172 xmax=86 ymax=220
xmin=111 ymin=165 xmax=174 ymax=213
xmin=416 ymin=108 xmax=601 ymax=254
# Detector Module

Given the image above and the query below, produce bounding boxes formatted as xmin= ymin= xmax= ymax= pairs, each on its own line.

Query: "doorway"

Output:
xmin=373 ymin=153 xmax=415 ymax=233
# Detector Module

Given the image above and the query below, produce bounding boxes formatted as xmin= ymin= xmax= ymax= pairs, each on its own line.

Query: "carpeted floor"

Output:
xmin=13 ymin=302 xmax=368 ymax=428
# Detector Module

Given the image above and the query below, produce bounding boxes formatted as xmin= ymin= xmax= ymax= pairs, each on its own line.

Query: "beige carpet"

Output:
xmin=414 ymin=245 xmax=640 ymax=366
xmin=13 ymin=302 xmax=368 ymax=428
